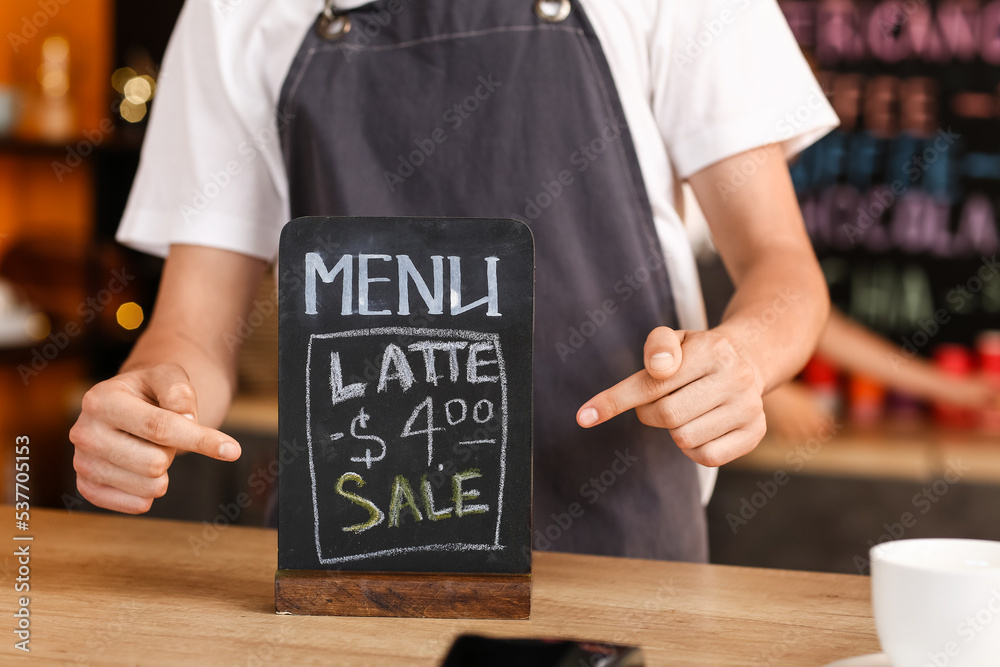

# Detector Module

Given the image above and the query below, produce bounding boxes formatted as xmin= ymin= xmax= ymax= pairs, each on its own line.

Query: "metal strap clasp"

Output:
xmin=535 ymin=0 xmax=571 ymax=23
xmin=317 ymin=0 xmax=352 ymax=40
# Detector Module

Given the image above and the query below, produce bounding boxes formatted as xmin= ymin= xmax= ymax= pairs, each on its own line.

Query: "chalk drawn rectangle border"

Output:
xmin=305 ymin=327 xmax=509 ymax=566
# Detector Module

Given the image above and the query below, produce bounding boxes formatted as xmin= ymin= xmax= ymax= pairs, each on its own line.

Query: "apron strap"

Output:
xmin=318 ymin=0 xmax=573 ymax=33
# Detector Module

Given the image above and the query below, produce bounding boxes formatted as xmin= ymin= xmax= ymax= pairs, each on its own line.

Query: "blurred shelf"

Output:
xmin=223 ymin=393 xmax=278 ymax=435
xmin=0 ymin=132 xmax=143 ymax=157
xmin=730 ymin=419 xmax=1000 ymax=484
xmin=0 ymin=136 xmax=70 ymax=156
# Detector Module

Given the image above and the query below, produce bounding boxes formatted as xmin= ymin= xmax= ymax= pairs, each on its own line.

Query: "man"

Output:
xmin=70 ymin=0 xmax=836 ymax=562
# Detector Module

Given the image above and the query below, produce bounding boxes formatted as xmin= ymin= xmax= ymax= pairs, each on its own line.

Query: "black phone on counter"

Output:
xmin=440 ymin=635 xmax=644 ymax=667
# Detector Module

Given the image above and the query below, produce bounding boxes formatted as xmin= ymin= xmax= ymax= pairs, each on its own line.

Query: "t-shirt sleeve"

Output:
xmin=115 ymin=0 xmax=290 ymax=260
xmin=650 ymin=0 xmax=839 ymax=180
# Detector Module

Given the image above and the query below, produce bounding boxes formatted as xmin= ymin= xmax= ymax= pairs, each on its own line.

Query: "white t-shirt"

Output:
xmin=117 ymin=0 xmax=838 ymax=504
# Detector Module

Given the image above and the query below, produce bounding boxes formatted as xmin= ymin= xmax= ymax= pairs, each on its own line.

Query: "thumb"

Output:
xmin=644 ymin=327 xmax=684 ymax=381
xmin=142 ymin=363 xmax=200 ymax=422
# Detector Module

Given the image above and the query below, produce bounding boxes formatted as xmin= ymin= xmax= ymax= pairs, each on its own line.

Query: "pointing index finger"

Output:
xmin=576 ymin=327 xmax=687 ymax=428
xmin=103 ymin=393 xmax=241 ymax=461
xmin=577 ymin=369 xmax=668 ymax=428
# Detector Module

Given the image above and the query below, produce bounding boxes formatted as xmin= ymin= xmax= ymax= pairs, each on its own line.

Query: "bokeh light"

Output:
xmin=139 ymin=75 xmax=156 ymax=100
xmin=119 ymin=99 xmax=147 ymax=123
xmin=111 ymin=67 xmax=136 ymax=93
xmin=38 ymin=68 xmax=69 ymax=97
xmin=25 ymin=312 xmax=51 ymax=341
xmin=113 ymin=65 xmax=156 ymax=122
xmin=116 ymin=302 xmax=144 ymax=330
xmin=38 ymin=36 xmax=70 ymax=100
xmin=123 ymin=77 xmax=152 ymax=104
xmin=41 ymin=36 xmax=69 ymax=63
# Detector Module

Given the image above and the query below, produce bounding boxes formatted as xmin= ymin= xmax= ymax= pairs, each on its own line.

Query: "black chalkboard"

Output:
xmin=277 ymin=217 xmax=534 ymax=575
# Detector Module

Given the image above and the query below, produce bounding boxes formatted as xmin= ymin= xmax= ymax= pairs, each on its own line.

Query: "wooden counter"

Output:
xmin=3 ymin=507 xmax=880 ymax=665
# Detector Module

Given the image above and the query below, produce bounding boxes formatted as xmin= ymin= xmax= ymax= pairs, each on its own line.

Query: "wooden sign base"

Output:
xmin=274 ymin=570 xmax=531 ymax=619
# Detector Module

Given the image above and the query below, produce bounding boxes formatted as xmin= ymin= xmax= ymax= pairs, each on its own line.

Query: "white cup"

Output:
xmin=871 ymin=538 xmax=1000 ymax=667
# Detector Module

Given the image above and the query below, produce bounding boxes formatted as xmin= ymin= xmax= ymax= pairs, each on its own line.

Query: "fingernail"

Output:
xmin=578 ymin=407 xmax=599 ymax=427
xmin=219 ymin=442 xmax=241 ymax=460
xmin=651 ymin=352 xmax=674 ymax=371
xmin=183 ymin=413 xmax=196 ymax=421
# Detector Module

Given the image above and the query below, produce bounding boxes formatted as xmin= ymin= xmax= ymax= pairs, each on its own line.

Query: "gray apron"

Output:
xmin=277 ymin=0 xmax=708 ymax=562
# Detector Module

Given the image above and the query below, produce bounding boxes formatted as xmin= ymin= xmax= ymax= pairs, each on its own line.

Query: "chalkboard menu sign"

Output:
xmin=275 ymin=217 xmax=533 ymax=618
xmin=782 ymin=0 xmax=1000 ymax=349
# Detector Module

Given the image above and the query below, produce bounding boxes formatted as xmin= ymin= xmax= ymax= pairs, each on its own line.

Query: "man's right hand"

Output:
xmin=69 ymin=362 xmax=242 ymax=514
